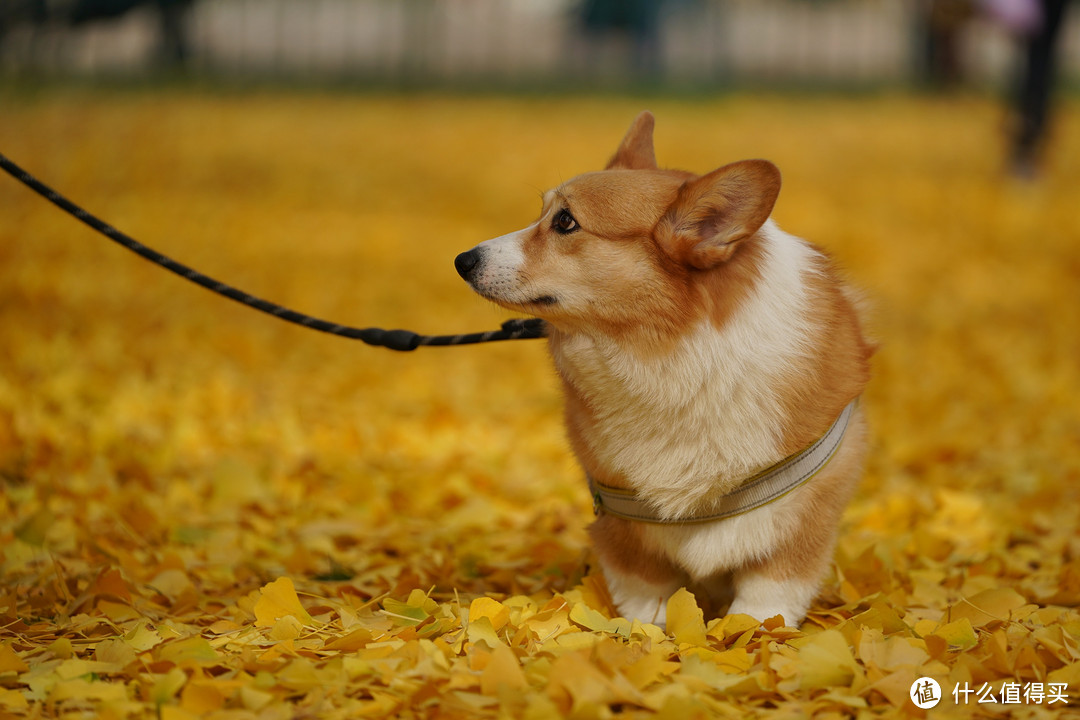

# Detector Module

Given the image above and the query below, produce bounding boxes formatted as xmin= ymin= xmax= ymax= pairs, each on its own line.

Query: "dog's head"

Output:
xmin=455 ymin=112 xmax=781 ymax=338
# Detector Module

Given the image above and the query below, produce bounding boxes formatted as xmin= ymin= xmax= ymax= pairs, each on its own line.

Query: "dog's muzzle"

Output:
xmin=454 ymin=238 xmax=556 ymax=307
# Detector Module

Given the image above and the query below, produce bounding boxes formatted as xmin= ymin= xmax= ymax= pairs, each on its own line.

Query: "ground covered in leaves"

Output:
xmin=1 ymin=90 xmax=1080 ymax=718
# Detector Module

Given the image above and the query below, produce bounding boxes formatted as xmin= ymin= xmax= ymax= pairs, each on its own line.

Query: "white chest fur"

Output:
xmin=550 ymin=222 xmax=822 ymax=521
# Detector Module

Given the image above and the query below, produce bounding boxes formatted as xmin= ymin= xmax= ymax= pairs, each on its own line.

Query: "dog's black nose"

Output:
xmin=454 ymin=249 xmax=481 ymax=280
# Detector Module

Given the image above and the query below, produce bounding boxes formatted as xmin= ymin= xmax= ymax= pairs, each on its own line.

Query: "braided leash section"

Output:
xmin=0 ymin=152 xmax=547 ymax=351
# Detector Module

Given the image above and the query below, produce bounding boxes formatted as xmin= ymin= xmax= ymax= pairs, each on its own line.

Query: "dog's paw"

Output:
xmin=728 ymin=573 xmax=818 ymax=628
xmin=615 ymin=594 xmax=669 ymax=629
xmin=601 ymin=563 xmax=681 ymax=630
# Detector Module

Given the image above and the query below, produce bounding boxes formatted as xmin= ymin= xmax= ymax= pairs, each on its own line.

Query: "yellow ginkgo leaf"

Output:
xmin=947 ymin=587 xmax=1027 ymax=629
xmin=480 ymin=644 xmax=527 ymax=695
xmin=793 ymin=630 xmax=861 ymax=690
xmin=254 ymin=577 xmax=314 ymax=628
xmin=469 ymin=597 xmax=510 ymax=632
xmin=929 ymin=618 xmax=979 ymax=653
xmin=0 ymin=688 xmax=29 ymax=709
xmin=666 ymin=588 xmax=707 ymax=647
xmin=156 ymin=637 xmax=221 ymax=665
xmin=269 ymin=615 xmax=304 ymax=641
xmin=569 ymin=602 xmax=622 ymax=635
xmin=0 ymin=643 xmax=28 ymax=674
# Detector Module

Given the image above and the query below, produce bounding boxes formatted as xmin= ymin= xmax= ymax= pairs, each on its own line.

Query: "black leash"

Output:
xmin=0 ymin=152 xmax=546 ymax=351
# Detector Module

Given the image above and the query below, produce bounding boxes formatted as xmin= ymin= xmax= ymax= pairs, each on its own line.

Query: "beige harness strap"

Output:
xmin=588 ymin=399 xmax=857 ymax=525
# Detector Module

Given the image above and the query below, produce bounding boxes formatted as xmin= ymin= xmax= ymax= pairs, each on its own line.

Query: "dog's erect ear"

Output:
xmin=658 ymin=159 xmax=781 ymax=270
xmin=606 ymin=111 xmax=657 ymax=170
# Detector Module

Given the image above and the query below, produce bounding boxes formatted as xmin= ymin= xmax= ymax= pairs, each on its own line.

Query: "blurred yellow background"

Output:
xmin=2 ymin=90 xmax=1080 ymax=715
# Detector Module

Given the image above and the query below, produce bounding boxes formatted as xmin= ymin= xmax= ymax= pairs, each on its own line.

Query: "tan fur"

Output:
xmin=773 ymin=264 xmax=876 ymax=455
xmin=588 ymin=514 xmax=687 ymax=586
xmin=456 ymin=112 xmax=873 ymax=627
xmin=754 ymin=410 xmax=869 ymax=585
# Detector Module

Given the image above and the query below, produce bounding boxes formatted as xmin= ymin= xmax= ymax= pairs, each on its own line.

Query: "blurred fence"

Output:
xmin=1 ymin=0 xmax=1078 ymax=88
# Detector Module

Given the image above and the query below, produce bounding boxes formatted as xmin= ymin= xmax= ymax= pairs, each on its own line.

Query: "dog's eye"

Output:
xmin=553 ymin=209 xmax=579 ymax=235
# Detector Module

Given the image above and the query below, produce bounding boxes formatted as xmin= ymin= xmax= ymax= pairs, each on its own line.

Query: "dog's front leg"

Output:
xmin=726 ymin=456 xmax=859 ymax=627
xmin=589 ymin=515 xmax=686 ymax=629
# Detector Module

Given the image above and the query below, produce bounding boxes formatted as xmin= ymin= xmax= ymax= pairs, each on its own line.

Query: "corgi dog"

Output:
xmin=455 ymin=112 xmax=873 ymax=628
